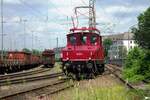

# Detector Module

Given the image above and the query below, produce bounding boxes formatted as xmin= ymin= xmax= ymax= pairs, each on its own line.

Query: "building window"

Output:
xmin=130 ymin=41 xmax=132 ymax=44
xmin=134 ymin=41 xmax=136 ymax=44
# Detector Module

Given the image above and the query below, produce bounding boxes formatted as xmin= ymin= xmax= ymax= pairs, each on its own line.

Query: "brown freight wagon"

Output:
xmin=31 ymin=55 xmax=41 ymax=65
xmin=0 ymin=51 xmax=37 ymax=74
xmin=8 ymin=51 xmax=31 ymax=64
xmin=42 ymin=49 xmax=55 ymax=67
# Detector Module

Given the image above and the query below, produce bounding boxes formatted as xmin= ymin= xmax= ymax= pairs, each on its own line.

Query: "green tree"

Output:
xmin=123 ymin=47 xmax=150 ymax=82
xmin=123 ymin=47 xmax=144 ymax=82
xmin=103 ymin=38 xmax=113 ymax=58
xmin=132 ymin=7 xmax=150 ymax=49
xmin=123 ymin=7 xmax=150 ymax=83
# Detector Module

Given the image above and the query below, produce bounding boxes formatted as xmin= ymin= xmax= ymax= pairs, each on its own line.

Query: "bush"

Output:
xmin=139 ymin=50 xmax=150 ymax=80
xmin=123 ymin=47 xmax=150 ymax=83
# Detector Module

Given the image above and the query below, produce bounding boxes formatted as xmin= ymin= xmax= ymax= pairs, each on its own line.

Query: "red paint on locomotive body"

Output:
xmin=62 ymin=27 xmax=104 ymax=62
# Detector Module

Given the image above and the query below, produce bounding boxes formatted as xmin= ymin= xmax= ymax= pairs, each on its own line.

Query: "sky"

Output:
xmin=0 ymin=0 xmax=150 ymax=50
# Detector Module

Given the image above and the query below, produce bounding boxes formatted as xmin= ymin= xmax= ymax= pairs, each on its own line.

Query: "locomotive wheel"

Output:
xmin=101 ymin=64 xmax=105 ymax=73
xmin=87 ymin=73 xmax=95 ymax=79
xmin=98 ymin=64 xmax=105 ymax=74
xmin=75 ymin=73 xmax=81 ymax=81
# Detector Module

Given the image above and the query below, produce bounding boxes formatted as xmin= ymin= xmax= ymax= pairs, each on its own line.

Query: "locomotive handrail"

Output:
xmin=70 ymin=27 xmax=100 ymax=33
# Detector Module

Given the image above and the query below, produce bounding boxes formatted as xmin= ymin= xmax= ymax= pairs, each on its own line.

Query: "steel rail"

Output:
xmin=0 ymin=79 xmax=74 ymax=99
xmin=0 ymin=72 xmax=64 ymax=86
xmin=105 ymin=64 xmax=135 ymax=89
xmin=0 ymin=66 xmax=52 ymax=80
xmin=107 ymin=64 xmax=149 ymax=84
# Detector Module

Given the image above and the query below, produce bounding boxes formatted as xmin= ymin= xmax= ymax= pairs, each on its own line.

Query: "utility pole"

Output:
xmin=56 ymin=37 xmax=58 ymax=49
xmin=1 ymin=0 xmax=4 ymax=60
xmin=89 ymin=0 xmax=96 ymax=28
xmin=75 ymin=0 xmax=96 ymax=30
xmin=31 ymin=31 xmax=34 ymax=50
xmin=22 ymin=19 xmax=27 ymax=49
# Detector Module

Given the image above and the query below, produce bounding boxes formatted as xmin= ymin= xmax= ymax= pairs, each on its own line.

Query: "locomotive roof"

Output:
xmin=68 ymin=32 xmax=100 ymax=36
xmin=68 ymin=27 xmax=100 ymax=35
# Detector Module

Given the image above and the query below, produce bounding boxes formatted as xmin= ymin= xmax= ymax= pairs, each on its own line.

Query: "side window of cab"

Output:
xmin=90 ymin=35 xmax=97 ymax=45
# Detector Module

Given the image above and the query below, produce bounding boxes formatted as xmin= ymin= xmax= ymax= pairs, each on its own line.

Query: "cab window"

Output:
xmin=69 ymin=35 xmax=76 ymax=45
xmin=91 ymin=35 xmax=97 ymax=44
xmin=81 ymin=35 xmax=87 ymax=44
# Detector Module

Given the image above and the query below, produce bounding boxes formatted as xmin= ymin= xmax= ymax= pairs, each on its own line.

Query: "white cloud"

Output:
xmin=2 ymin=0 xmax=150 ymax=49
xmin=105 ymin=5 xmax=146 ymax=14
xmin=5 ymin=0 xmax=21 ymax=4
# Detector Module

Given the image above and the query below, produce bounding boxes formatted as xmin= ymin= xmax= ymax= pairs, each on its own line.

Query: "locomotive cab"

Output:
xmin=61 ymin=27 xmax=105 ymax=79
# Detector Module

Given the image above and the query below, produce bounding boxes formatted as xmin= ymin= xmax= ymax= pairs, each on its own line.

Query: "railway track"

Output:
xmin=0 ymin=65 xmax=52 ymax=80
xmin=0 ymin=72 xmax=64 ymax=86
xmin=105 ymin=64 xmax=149 ymax=89
xmin=0 ymin=72 xmax=73 ymax=99
xmin=106 ymin=64 xmax=134 ymax=89
xmin=107 ymin=64 xmax=150 ymax=84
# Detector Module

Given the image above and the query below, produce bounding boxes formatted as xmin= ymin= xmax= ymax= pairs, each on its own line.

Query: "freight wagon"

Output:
xmin=0 ymin=50 xmax=55 ymax=74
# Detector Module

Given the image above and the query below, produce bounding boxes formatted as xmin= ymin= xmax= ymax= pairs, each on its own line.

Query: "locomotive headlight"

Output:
xmin=67 ymin=57 xmax=69 ymax=60
xmin=89 ymin=57 xmax=91 ymax=60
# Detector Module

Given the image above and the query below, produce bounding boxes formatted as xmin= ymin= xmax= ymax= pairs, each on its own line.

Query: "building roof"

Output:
xmin=102 ymin=32 xmax=134 ymax=41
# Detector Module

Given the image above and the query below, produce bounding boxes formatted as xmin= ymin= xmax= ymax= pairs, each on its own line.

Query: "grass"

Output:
xmin=57 ymin=81 xmax=142 ymax=100
xmin=51 ymin=62 xmax=62 ymax=73
xmin=51 ymin=63 xmax=145 ymax=100
xmin=71 ymin=86 xmax=140 ymax=100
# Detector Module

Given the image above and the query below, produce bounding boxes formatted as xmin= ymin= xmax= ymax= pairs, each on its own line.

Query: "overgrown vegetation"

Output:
xmin=59 ymin=85 xmax=140 ymax=100
xmin=123 ymin=7 xmax=150 ymax=83
xmin=123 ymin=47 xmax=150 ymax=82
xmin=72 ymin=86 xmax=138 ymax=100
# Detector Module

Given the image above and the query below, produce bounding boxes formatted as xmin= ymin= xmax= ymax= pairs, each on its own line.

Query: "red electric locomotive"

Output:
xmin=61 ymin=27 xmax=104 ymax=79
xmin=61 ymin=1 xmax=105 ymax=79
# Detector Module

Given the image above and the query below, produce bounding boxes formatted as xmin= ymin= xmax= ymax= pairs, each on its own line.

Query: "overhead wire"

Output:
xmin=48 ymin=0 xmax=69 ymax=17
xmin=81 ymin=0 xmax=88 ymax=5
xmin=18 ymin=0 xmax=48 ymax=21
xmin=95 ymin=0 xmax=118 ymax=33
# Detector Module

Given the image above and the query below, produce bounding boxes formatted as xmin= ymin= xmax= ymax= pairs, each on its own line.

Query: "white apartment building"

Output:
xmin=102 ymin=32 xmax=137 ymax=59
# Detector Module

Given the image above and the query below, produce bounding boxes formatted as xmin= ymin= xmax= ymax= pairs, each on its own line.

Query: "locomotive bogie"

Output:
xmin=62 ymin=60 xmax=104 ymax=79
